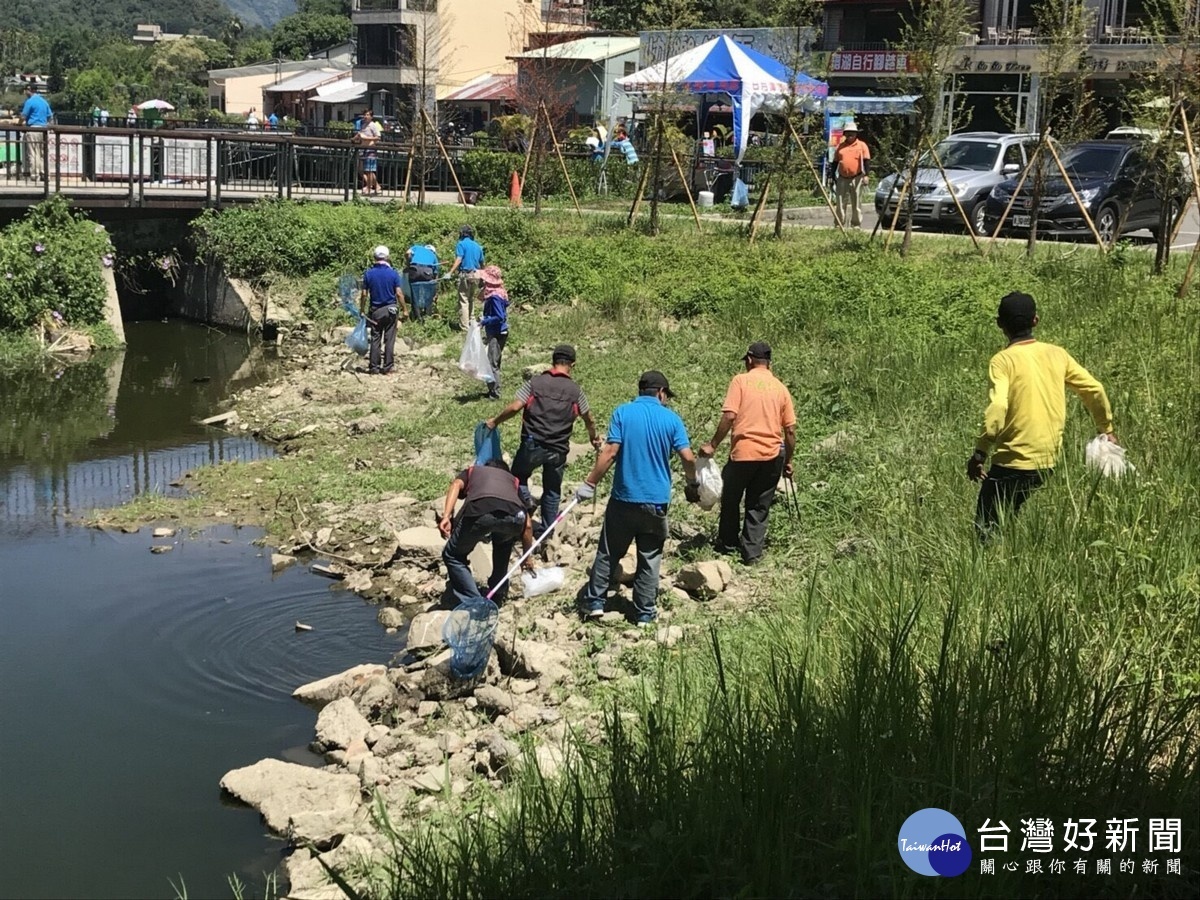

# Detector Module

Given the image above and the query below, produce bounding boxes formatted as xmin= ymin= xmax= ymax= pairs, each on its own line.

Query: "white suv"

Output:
xmin=875 ymin=132 xmax=1040 ymax=235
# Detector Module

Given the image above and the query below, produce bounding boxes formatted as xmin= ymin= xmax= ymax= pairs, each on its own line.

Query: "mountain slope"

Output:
xmin=225 ymin=0 xmax=297 ymax=29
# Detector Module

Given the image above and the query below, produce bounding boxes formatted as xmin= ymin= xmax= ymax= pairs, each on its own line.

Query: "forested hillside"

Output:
xmin=6 ymin=0 xmax=237 ymax=37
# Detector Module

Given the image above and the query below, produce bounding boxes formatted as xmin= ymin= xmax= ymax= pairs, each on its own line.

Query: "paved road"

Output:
xmin=783 ymin=199 xmax=1200 ymax=252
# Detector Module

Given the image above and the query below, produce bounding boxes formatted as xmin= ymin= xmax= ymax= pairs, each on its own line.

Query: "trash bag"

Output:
xmin=443 ymin=596 xmax=499 ymax=680
xmin=458 ymin=321 xmax=495 ymax=383
xmin=337 ymin=273 xmax=358 ymax=306
xmin=730 ymin=177 xmax=749 ymax=210
xmin=1085 ymin=436 xmax=1134 ymax=479
xmin=474 ymin=422 xmax=502 ymax=466
xmin=345 ymin=317 xmax=369 ymax=356
xmin=522 ymin=566 xmax=565 ymax=598
xmin=696 ymin=457 xmax=723 ymax=510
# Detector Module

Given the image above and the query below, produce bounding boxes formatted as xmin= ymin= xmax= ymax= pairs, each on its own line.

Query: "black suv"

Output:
xmin=983 ymin=139 xmax=1185 ymax=244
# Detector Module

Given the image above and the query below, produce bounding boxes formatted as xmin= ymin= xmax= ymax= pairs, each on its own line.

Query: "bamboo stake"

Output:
xmin=1045 ymin=138 xmax=1107 ymax=252
xmin=870 ymin=176 xmax=899 ymax=242
xmin=1175 ymin=109 xmax=1200 ymax=297
xmin=400 ymin=152 xmax=414 ymax=209
xmin=986 ymin=144 xmax=1041 ymax=256
xmin=421 ymin=108 xmax=468 ymax=210
xmin=883 ymin=176 xmax=910 ymax=251
xmin=670 ymin=146 xmax=703 ymax=232
xmin=748 ymin=174 xmax=773 ymax=244
xmin=627 ymin=163 xmax=651 ymax=227
xmin=925 ymin=135 xmax=984 ymax=255
xmin=787 ymin=121 xmax=845 ymax=234
xmin=519 ymin=116 xmax=539 ymax=202
xmin=539 ymin=102 xmax=582 ymax=217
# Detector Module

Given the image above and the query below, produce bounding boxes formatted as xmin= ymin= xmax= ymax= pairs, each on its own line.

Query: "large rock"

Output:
xmin=219 ymin=758 xmax=361 ymax=836
xmin=377 ymin=606 xmax=405 ymax=628
xmin=405 ymin=610 xmax=452 ymax=655
xmin=395 ymin=526 xmax=446 ymax=556
xmin=675 ymin=560 xmax=732 ymax=600
xmin=314 ymin=697 xmax=371 ymax=751
xmin=468 ymin=542 xmax=493 ymax=584
xmin=496 ymin=638 xmax=572 ymax=688
xmin=293 ymin=664 xmax=388 ymax=707
xmin=473 ymin=684 xmax=517 ymax=715
xmin=351 ymin=676 xmax=401 ymax=722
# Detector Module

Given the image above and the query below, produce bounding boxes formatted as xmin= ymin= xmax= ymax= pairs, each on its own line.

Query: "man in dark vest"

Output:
xmin=438 ymin=459 xmax=534 ymax=605
xmin=485 ymin=344 xmax=603 ymax=537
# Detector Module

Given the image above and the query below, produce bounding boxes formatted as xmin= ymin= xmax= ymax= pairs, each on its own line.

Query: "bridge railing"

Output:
xmin=0 ymin=124 xmax=468 ymax=205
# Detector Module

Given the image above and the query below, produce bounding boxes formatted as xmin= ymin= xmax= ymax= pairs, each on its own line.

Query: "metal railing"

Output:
xmin=0 ymin=124 xmax=470 ymax=206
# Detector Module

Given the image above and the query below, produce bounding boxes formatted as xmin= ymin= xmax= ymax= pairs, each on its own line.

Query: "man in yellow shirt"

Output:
xmin=969 ymin=292 xmax=1118 ymax=539
xmin=700 ymin=342 xmax=797 ymax=564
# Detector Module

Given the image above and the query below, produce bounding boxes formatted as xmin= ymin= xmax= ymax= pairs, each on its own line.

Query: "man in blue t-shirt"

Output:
xmin=403 ymin=243 xmax=440 ymax=321
xmin=575 ymin=371 xmax=699 ymax=624
xmin=445 ymin=224 xmax=485 ymax=330
xmin=359 ymin=245 xmax=406 ymax=374
xmin=19 ymin=86 xmax=53 ymax=182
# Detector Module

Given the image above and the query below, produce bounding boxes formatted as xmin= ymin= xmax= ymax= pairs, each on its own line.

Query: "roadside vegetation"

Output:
xmin=170 ymin=201 xmax=1200 ymax=897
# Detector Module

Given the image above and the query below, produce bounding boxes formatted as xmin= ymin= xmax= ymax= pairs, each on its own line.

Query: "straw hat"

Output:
xmin=480 ymin=265 xmax=505 ymax=289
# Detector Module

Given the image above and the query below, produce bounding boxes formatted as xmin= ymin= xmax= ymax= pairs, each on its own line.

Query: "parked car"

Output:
xmin=874 ymin=132 xmax=1040 ymax=235
xmin=1105 ymin=126 xmax=1194 ymax=182
xmin=983 ymin=139 xmax=1186 ymax=245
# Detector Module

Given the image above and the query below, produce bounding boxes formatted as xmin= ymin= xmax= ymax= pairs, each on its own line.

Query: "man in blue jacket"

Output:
xmin=575 ymin=371 xmax=699 ymax=625
xmin=359 ymin=245 xmax=406 ymax=374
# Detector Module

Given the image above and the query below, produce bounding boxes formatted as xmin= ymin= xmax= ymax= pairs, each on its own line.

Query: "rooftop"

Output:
xmin=511 ymin=36 xmax=640 ymax=63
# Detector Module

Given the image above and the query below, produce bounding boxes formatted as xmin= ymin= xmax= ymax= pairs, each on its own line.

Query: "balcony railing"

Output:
xmin=354 ymin=0 xmax=436 ymax=10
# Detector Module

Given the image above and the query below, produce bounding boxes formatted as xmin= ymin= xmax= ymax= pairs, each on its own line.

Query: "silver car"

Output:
xmin=875 ymin=132 xmax=1040 ymax=235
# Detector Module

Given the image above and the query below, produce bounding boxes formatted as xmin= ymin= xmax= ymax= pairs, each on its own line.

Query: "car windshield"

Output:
xmin=1058 ymin=146 xmax=1124 ymax=178
xmin=919 ymin=140 xmax=1001 ymax=171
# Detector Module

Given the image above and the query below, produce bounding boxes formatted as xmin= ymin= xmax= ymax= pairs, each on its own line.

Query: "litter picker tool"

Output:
xmin=784 ymin=475 xmax=801 ymax=524
xmin=484 ymin=496 xmax=580 ymax=602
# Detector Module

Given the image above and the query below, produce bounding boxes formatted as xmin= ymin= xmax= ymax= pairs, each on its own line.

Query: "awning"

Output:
xmin=824 ymin=94 xmax=920 ymax=115
xmin=512 ymin=36 xmax=640 ymax=63
xmin=442 ymin=73 xmax=518 ymax=103
xmin=264 ymin=69 xmax=349 ymax=93
xmin=310 ymin=82 xmax=368 ymax=105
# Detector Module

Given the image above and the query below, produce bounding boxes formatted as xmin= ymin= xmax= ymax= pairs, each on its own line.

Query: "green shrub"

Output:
xmin=0 ymin=196 xmax=113 ymax=331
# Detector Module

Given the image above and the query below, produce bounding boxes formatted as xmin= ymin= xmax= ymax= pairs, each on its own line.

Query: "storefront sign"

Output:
xmin=829 ymin=51 xmax=917 ymax=74
xmin=952 ymin=55 xmax=1033 ymax=73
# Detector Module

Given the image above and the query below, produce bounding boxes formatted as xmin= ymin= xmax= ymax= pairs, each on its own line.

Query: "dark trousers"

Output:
xmin=975 ymin=465 xmax=1049 ymax=541
xmin=581 ymin=499 xmax=669 ymax=622
xmin=441 ymin=512 xmax=523 ymax=605
xmin=367 ymin=305 xmax=398 ymax=373
xmin=511 ymin=439 xmax=567 ymax=538
xmin=486 ymin=332 xmax=507 ymax=396
xmin=718 ymin=455 xmax=785 ymax=563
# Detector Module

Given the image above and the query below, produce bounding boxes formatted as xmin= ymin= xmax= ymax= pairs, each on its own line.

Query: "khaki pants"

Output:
xmin=458 ymin=272 xmax=481 ymax=330
xmin=24 ymin=130 xmax=46 ymax=180
xmin=836 ymin=174 xmax=866 ymax=228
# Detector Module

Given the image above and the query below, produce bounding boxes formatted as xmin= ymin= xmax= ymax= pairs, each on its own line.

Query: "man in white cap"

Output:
xmin=359 ymin=245 xmax=405 ymax=374
xmin=833 ymin=121 xmax=870 ymax=228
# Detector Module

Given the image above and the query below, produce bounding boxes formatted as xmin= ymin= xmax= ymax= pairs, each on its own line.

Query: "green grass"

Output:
xmin=166 ymin=207 xmax=1200 ymax=896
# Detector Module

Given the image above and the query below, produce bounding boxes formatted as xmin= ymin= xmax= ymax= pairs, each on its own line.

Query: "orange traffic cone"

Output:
xmin=510 ymin=170 xmax=522 ymax=207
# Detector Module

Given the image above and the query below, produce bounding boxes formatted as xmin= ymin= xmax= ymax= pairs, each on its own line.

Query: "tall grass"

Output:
xmin=194 ymin=203 xmax=1199 ymax=896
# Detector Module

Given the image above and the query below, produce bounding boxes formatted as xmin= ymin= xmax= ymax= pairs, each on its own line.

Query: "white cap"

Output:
xmin=373 ymin=245 xmax=390 ymax=260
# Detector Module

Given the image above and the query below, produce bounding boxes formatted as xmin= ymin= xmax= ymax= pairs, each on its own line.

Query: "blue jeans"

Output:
xmin=581 ymin=499 xmax=669 ymax=622
xmin=441 ymin=512 xmax=523 ymax=605
xmin=511 ymin=439 xmax=566 ymax=538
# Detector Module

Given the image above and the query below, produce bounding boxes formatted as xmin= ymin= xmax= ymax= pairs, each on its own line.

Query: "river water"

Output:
xmin=0 ymin=322 xmax=394 ymax=899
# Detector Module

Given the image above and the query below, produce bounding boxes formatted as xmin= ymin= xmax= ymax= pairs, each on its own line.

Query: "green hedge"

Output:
xmin=459 ymin=150 xmax=639 ymax=200
xmin=0 ymin=197 xmax=114 ymax=331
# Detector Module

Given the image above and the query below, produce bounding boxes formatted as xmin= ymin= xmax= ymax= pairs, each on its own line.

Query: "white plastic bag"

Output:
xmin=1085 ymin=436 xmax=1134 ymax=479
xmin=458 ymin=321 xmax=495 ymax=384
xmin=696 ymin=457 xmax=723 ymax=510
xmin=522 ymin=566 xmax=565 ymax=598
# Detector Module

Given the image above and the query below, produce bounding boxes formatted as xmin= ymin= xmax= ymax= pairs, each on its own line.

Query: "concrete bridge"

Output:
xmin=0 ymin=124 xmax=475 ymax=211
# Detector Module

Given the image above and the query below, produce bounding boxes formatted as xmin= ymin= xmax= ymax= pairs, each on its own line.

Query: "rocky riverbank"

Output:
xmin=170 ymin=320 xmax=766 ymax=898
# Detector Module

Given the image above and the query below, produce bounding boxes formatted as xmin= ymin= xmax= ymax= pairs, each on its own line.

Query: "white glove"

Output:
xmin=574 ymin=481 xmax=596 ymax=502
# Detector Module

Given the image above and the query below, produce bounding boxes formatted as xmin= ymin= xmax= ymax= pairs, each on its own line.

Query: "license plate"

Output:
xmin=1012 ymin=215 xmax=1031 ymax=228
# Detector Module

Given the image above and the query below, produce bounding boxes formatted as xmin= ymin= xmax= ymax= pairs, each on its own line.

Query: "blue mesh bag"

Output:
xmin=443 ymin=596 xmax=499 ymax=680
xmin=474 ymin=422 xmax=502 ymax=466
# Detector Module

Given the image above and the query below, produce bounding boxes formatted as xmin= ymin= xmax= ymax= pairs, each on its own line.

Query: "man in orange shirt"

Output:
xmin=700 ymin=342 xmax=797 ymax=565
xmin=833 ymin=121 xmax=870 ymax=228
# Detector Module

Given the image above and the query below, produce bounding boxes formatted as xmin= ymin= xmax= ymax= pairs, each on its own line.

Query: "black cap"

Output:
xmin=997 ymin=291 xmax=1037 ymax=330
xmin=638 ymin=370 xmax=675 ymax=398
xmin=745 ymin=341 xmax=772 ymax=360
xmin=552 ymin=344 xmax=576 ymax=363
